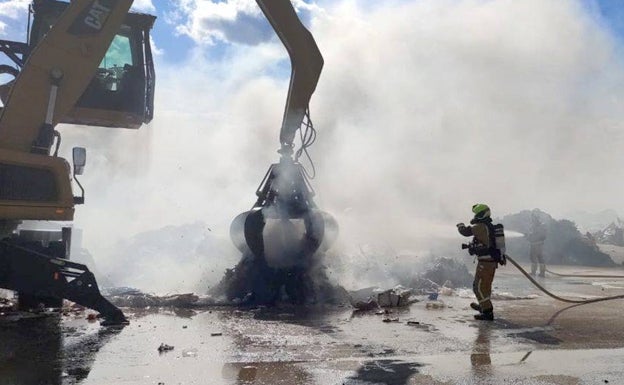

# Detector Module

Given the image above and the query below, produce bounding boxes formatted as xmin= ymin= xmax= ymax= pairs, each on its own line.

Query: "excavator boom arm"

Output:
xmin=256 ymin=0 xmax=323 ymax=151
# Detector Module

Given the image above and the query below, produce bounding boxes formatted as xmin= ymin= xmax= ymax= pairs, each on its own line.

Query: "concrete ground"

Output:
xmin=1 ymin=263 xmax=624 ymax=385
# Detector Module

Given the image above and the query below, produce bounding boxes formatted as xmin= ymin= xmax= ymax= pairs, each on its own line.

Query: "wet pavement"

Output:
xmin=2 ymin=263 xmax=624 ymax=385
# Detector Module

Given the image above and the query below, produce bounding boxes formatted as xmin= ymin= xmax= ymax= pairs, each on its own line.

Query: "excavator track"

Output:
xmin=0 ymin=239 xmax=127 ymax=325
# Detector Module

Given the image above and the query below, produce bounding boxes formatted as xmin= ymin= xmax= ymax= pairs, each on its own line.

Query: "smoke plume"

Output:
xmin=53 ymin=0 xmax=624 ymax=291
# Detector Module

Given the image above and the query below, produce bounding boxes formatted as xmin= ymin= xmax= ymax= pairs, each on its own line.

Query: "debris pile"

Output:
xmin=210 ymin=252 xmax=350 ymax=306
xmin=403 ymin=257 xmax=473 ymax=293
xmin=502 ymin=209 xmax=615 ymax=267
xmin=593 ymin=222 xmax=624 ymax=246
xmin=349 ymin=286 xmax=412 ymax=310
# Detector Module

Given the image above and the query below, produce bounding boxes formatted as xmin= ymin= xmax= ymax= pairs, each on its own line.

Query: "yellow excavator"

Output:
xmin=0 ymin=0 xmax=334 ymax=322
xmin=0 ymin=0 xmax=155 ymax=325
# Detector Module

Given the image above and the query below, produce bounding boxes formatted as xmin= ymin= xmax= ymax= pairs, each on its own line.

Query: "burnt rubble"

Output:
xmin=209 ymin=252 xmax=350 ymax=306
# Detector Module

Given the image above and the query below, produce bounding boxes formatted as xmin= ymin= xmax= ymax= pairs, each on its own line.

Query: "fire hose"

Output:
xmin=505 ymin=255 xmax=624 ymax=305
xmin=544 ymin=268 xmax=624 ymax=279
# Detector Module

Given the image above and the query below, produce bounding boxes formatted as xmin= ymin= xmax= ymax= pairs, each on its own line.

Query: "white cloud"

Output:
xmin=150 ymin=36 xmax=164 ymax=56
xmin=0 ymin=0 xmax=29 ymax=20
xmin=131 ymin=0 xmax=156 ymax=13
xmin=170 ymin=0 xmax=267 ymax=45
xmin=170 ymin=0 xmax=321 ymax=45
xmin=0 ymin=0 xmax=28 ymax=40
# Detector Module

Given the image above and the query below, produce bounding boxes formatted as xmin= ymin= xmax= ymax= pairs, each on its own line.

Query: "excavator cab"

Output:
xmin=0 ymin=0 xmax=156 ymax=128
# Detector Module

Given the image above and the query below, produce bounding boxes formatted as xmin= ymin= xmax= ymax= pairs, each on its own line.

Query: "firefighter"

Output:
xmin=457 ymin=203 xmax=499 ymax=321
xmin=527 ymin=212 xmax=547 ymax=277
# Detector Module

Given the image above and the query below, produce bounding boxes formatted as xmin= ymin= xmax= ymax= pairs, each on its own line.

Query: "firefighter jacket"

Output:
xmin=527 ymin=223 xmax=547 ymax=245
xmin=458 ymin=218 xmax=496 ymax=261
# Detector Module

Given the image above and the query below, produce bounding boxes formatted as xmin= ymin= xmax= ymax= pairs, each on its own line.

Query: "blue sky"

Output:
xmin=592 ymin=0 xmax=624 ymax=39
xmin=149 ymin=0 xmax=624 ymax=64
xmin=1 ymin=0 xmax=624 ymax=66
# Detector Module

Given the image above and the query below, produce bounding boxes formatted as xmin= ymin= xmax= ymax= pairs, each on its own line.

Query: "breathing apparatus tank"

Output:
xmin=492 ymin=223 xmax=506 ymax=256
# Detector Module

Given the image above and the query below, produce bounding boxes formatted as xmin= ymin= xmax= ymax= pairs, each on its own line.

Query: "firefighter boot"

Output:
xmin=470 ymin=302 xmax=482 ymax=312
xmin=474 ymin=310 xmax=494 ymax=321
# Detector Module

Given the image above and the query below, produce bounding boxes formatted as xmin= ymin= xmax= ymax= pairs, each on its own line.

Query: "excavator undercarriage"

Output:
xmin=0 ymin=230 xmax=126 ymax=324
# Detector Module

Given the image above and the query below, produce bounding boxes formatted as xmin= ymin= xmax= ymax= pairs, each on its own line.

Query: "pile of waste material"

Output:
xmin=502 ymin=209 xmax=615 ymax=266
xmin=100 ymin=256 xmax=471 ymax=310
xmin=349 ymin=286 xmax=413 ymax=310
xmin=402 ymin=257 xmax=473 ymax=294
xmin=209 ymin=252 xmax=350 ymax=306
xmin=347 ymin=256 xmax=474 ymax=311
xmin=593 ymin=222 xmax=624 ymax=246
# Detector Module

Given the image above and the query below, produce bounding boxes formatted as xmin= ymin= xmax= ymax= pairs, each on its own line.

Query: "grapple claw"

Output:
xmin=230 ymin=158 xmax=338 ymax=268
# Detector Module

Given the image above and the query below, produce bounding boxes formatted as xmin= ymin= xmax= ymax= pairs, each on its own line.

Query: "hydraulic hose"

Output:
xmin=505 ymin=255 xmax=624 ymax=305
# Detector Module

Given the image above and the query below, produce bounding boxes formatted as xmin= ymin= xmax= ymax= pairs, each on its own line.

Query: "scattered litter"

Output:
xmin=182 ymin=325 xmax=188 ymax=329
xmin=382 ymin=317 xmax=400 ymax=323
xmin=86 ymin=313 xmax=98 ymax=321
xmin=378 ymin=286 xmax=412 ymax=307
xmin=211 ymin=332 xmax=222 ymax=337
xmin=439 ymin=284 xmax=454 ymax=296
xmin=406 ymin=321 xmax=420 ymax=325
xmin=427 ymin=292 xmax=438 ymax=301
xmin=425 ymin=300 xmax=445 ymax=309
xmin=157 ymin=343 xmax=174 ymax=353
xmin=349 ymin=286 xmax=412 ymax=310
xmin=182 ymin=349 xmax=197 ymax=357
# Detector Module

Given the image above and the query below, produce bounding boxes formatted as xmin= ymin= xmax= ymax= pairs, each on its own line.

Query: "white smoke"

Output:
xmin=53 ymin=0 xmax=624 ymax=291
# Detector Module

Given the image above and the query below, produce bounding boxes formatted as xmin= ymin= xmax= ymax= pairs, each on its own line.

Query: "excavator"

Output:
xmin=0 ymin=0 xmax=335 ymax=325
xmin=0 ymin=0 xmax=156 ymax=325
